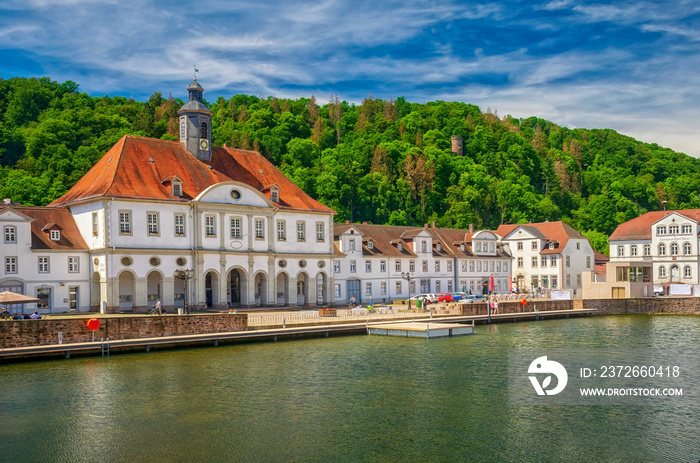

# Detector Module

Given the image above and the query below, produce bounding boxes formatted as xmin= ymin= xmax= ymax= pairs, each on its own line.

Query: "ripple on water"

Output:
xmin=0 ymin=315 xmax=698 ymax=463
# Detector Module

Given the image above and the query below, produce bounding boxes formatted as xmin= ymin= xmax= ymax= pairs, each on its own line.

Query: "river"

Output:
xmin=1 ymin=315 xmax=698 ymax=462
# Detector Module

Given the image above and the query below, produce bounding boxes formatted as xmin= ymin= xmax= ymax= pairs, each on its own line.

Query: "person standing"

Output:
xmin=493 ymin=299 xmax=499 ymax=315
xmin=154 ymin=298 xmax=162 ymax=315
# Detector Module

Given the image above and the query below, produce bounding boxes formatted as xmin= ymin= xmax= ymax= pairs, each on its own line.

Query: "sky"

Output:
xmin=1 ymin=0 xmax=699 ymax=156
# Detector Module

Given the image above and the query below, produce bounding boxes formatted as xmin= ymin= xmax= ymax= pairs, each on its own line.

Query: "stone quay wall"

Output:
xmin=459 ymin=300 xmax=573 ymax=316
xmin=578 ymin=298 xmax=700 ymax=315
xmin=460 ymin=298 xmax=700 ymax=316
xmin=0 ymin=314 xmax=248 ymax=349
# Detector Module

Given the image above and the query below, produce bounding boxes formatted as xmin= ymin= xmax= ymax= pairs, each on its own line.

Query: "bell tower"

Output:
xmin=177 ymin=78 xmax=213 ymax=162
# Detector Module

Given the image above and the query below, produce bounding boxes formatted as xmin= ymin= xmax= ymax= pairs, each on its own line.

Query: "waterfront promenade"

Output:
xmin=0 ymin=302 xmax=596 ymax=362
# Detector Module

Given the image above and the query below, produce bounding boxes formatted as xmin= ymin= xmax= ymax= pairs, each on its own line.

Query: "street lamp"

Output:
xmin=401 ymin=272 xmax=414 ymax=310
xmin=176 ymin=269 xmax=194 ymax=314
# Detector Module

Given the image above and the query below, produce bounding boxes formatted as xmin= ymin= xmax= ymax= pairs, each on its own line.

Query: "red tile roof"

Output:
xmin=334 ymin=223 xmax=512 ymax=258
xmin=495 ymin=221 xmax=585 ymax=254
xmin=609 ymin=210 xmax=700 ymax=241
xmin=50 ymin=135 xmax=333 ymax=213
xmin=3 ymin=206 xmax=88 ymax=250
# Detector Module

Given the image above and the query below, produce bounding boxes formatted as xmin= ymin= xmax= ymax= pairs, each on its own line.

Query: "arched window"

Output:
xmin=201 ymin=122 xmax=207 ymax=138
xmin=671 ymin=243 xmax=678 ymax=255
xmin=658 ymin=243 xmax=666 ymax=256
xmin=659 ymin=266 xmax=666 ymax=277
xmin=683 ymin=242 xmax=692 ymax=255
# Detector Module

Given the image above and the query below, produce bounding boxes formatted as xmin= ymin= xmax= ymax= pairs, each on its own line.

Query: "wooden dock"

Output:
xmin=368 ymin=321 xmax=474 ymax=338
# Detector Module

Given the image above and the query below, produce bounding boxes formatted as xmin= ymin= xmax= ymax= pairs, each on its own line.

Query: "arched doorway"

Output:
xmin=205 ymin=271 xmax=219 ymax=308
xmin=297 ymin=272 xmax=308 ymax=306
xmin=316 ymin=272 xmax=327 ymax=305
xmin=670 ymin=265 xmax=680 ymax=283
xmin=118 ymin=271 xmax=135 ymax=312
xmin=254 ymin=272 xmax=267 ymax=306
xmin=276 ymin=272 xmax=289 ymax=306
xmin=91 ymin=271 xmax=101 ymax=311
xmin=146 ymin=271 xmax=162 ymax=309
xmin=228 ymin=268 xmax=247 ymax=307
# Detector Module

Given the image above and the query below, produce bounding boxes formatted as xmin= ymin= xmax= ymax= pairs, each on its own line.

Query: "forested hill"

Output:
xmin=2 ymin=76 xmax=699 ymax=254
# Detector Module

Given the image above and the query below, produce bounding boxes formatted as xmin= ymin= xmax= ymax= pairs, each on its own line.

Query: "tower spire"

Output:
xmin=177 ymin=76 xmax=212 ymax=162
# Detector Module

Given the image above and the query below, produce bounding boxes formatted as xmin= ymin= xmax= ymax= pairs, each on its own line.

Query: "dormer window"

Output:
xmin=368 ymin=240 xmax=374 ymax=250
xmin=270 ymin=186 xmax=280 ymax=203
xmin=172 ymin=183 xmax=182 ymax=196
xmin=548 ymin=242 xmax=554 ymax=250
xmin=436 ymin=243 xmax=441 ymax=252
xmin=50 ymin=230 xmax=60 ymax=241
xmin=398 ymin=242 xmax=403 ymax=251
xmin=460 ymin=244 xmax=465 ymax=252
xmin=421 ymin=241 xmax=427 ymax=253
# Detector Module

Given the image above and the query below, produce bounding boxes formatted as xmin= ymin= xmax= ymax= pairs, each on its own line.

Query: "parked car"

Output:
xmin=451 ymin=292 xmax=466 ymax=301
xmin=463 ymin=294 xmax=486 ymax=303
xmin=653 ymin=285 xmax=665 ymax=296
xmin=436 ymin=293 xmax=454 ymax=302
xmin=410 ymin=293 xmax=437 ymax=304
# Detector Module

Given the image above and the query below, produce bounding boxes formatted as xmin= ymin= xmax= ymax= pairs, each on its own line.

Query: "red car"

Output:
xmin=436 ymin=293 xmax=453 ymax=302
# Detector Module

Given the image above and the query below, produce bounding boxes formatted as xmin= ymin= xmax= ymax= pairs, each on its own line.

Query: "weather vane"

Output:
xmin=194 ymin=66 xmax=199 ymax=81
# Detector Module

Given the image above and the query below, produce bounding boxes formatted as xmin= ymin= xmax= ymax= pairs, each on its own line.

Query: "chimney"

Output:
xmin=468 ymin=223 xmax=474 ymax=233
xmin=345 ymin=220 xmax=351 ymax=224
xmin=362 ymin=221 xmax=368 ymax=225
xmin=432 ymin=221 xmax=436 ymax=228
xmin=424 ymin=223 xmax=428 ymax=228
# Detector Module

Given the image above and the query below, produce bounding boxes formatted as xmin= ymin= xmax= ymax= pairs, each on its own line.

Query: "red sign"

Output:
xmin=520 ymin=298 xmax=527 ymax=306
xmin=87 ymin=318 xmax=100 ymax=330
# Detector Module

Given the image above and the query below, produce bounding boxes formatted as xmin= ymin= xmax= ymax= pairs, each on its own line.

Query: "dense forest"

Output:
xmin=2 ymin=76 xmax=700 ymax=254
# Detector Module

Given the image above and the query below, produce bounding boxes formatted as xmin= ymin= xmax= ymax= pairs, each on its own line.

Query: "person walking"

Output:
xmin=154 ymin=298 xmax=162 ymax=315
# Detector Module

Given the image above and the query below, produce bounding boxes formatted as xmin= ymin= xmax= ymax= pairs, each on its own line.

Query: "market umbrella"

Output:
xmin=489 ymin=275 xmax=494 ymax=293
xmin=0 ymin=291 xmax=40 ymax=304
xmin=0 ymin=291 xmax=40 ymax=315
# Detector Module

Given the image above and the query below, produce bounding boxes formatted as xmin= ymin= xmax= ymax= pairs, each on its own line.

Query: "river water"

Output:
xmin=1 ymin=315 xmax=698 ymax=462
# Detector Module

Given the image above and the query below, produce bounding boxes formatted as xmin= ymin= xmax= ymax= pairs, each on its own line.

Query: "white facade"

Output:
xmin=74 ymin=181 xmax=335 ymax=312
xmin=0 ymin=207 xmax=90 ymax=313
xmin=610 ymin=212 xmax=699 ymax=285
xmin=502 ymin=225 xmax=595 ymax=296
xmin=332 ymin=225 xmax=512 ymax=305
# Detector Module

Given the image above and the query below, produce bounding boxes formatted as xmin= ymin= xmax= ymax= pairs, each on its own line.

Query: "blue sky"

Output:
xmin=1 ymin=0 xmax=699 ymax=156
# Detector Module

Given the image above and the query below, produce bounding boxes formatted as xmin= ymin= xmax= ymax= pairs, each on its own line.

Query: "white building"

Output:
xmin=45 ymin=79 xmax=336 ymax=313
xmin=496 ymin=221 xmax=595 ymax=297
xmin=332 ymin=223 xmax=512 ymax=305
xmin=609 ymin=209 xmax=700 ymax=288
xmin=0 ymin=205 xmax=90 ymax=313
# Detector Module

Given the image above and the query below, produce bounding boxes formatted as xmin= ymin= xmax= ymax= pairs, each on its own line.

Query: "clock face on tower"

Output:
xmin=199 ymin=139 xmax=209 ymax=150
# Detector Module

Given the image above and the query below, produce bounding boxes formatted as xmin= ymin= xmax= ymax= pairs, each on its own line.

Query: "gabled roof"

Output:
xmin=1 ymin=206 xmax=88 ymax=250
xmin=49 ymin=135 xmax=333 ymax=213
xmin=335 ymin=223 xmax=418 ymax=257
xmin=334 ymin=223 xmax=512 ymax=259
xmin=609 ymin=210 xmax=700 ymax=241
xmin=496 ymin=221 xmax=585 ymax=254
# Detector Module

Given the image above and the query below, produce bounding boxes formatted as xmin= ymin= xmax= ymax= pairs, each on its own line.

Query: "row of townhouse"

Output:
xmin=332 ymin=223 xmax=512 ymax=305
